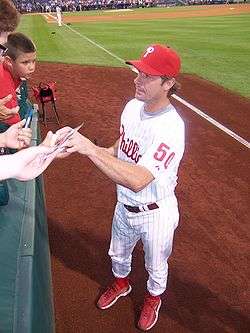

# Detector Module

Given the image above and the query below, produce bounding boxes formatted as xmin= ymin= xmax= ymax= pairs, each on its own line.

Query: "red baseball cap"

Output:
xmin=126 ymin=44 xmax=181 ymax=78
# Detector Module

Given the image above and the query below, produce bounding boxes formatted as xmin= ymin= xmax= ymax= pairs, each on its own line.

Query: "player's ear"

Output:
xmin=162 ymin=78 xmax=175 ymax=92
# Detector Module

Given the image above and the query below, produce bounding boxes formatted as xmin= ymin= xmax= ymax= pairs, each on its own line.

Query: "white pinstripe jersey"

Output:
xmin=117 ymin=98 xmax=185 ymax=205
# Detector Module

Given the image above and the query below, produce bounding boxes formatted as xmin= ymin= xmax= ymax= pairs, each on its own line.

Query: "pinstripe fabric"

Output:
xmin=109 ymin=199 xmax=178 ymax=296
xmin=117 ymin=98 xmax=185 ymax=205
xmin=109 ymin=98 xmax=185 ymax=296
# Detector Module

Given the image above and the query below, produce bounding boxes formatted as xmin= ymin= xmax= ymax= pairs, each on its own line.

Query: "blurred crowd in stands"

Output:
xmin=12 ymin=0 xmax=241 ymax=13
xmin=13 ymin=0 xmax=171 ymax=13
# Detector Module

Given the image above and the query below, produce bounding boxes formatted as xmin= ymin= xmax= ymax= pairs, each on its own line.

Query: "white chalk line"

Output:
xmin=47 ymin=13 xmax=124 ymax=63
xmin=173 ymin=94 xmax=249 ymax=149
xmin=45 ymin=13 xmax=249 ymax=149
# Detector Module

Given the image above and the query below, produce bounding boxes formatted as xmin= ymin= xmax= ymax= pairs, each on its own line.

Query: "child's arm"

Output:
xmin=0 ymin=95 xmax=19 ymax=121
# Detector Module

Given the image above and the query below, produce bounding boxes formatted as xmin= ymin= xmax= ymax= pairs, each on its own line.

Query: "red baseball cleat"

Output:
xmin=138 ymin=293 xmax=162 ymax=331
xmin=97 ymin=277 xmax=132 ymax=310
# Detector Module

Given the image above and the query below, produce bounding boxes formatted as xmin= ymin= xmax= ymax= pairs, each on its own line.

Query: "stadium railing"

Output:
xmin=0 ymin=95 xmax=55 ymax=333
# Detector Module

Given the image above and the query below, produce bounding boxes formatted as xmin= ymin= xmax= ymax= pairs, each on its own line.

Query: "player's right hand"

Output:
xmin=54 ymin=126 xmax=73 ymax=158
xmin=55 ymin=126 xmax=72 ymax=138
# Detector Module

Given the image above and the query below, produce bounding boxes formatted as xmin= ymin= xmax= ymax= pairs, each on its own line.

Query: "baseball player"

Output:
xmin=60 ymin=44 xmax=185 ymax=331
xmin=55 ymin=4 xmax=62 ymax=27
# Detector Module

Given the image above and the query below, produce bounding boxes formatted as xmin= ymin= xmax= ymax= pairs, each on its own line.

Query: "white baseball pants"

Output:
xmin=57 ymin=14 xmax=62 ymax=26
xmin=108 ymin=198 xmax=179 ymax=296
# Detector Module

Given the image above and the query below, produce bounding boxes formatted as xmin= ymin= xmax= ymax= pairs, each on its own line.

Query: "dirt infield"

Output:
xmin=30 ymin=62 xmax=250 ymax=333
xmin=45 ymin=4 xmax=250 ymax=23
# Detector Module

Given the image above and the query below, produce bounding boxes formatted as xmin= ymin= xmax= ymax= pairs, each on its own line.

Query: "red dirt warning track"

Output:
xmin=30 ymin=62 xmax=250 ymax=333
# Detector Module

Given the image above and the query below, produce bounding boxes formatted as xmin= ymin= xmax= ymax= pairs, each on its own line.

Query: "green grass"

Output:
xmin=18 ymin=9 xmax=250 ymax=98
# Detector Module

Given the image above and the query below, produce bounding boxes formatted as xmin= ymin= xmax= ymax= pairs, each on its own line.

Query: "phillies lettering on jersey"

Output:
xmin=117 ymin=98 xmax=185 ymax=206
xmin=119 ymin=124 xmax=142 ymax=163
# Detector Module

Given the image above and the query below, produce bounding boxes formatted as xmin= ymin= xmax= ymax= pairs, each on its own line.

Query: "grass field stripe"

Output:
xmin=173 ymin=94 xmax=250 ymax=149
xmin=46 ymin=13 xmax=249 ymax=149
xmin=47 ymin=14 xmax=125 ymax=64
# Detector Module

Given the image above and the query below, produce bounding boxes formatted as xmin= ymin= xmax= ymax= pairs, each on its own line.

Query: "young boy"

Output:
xmin=0 ymin=32 xmax=36 ymax=126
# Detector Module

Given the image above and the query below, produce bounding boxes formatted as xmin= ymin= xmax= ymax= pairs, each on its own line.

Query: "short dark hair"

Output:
xmin=161 ymin=76 xmax=181 ymax=97
xmin=5 ymin=32 xmax=36 ymax=60
xmin=0 ymin=0 xmax=20 ymax=33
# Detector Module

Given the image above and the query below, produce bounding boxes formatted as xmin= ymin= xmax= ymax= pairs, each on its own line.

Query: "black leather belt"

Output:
xmin=124 ymin=203 xmax=159 ymax=213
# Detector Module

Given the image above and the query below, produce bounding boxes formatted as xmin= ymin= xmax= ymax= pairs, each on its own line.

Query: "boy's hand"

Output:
xmin=0 ymin=95 xmax=19 ymax=120
xmin=3 ymin=119 xmax=32 ymax=149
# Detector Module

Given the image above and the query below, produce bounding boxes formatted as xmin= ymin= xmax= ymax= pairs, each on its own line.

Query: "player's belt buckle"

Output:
xmin=124 ymin=203 xmax=159 ymax=213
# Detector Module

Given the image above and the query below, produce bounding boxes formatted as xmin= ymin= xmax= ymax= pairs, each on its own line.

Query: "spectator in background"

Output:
xmin=0 ymin=0 xmax=20 ymax=121
xmin=0 ymin=0 xmax=19 ymax=48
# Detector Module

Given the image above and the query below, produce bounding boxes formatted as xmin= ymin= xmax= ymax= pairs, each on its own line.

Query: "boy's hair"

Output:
xmin=0 ymin=0 xmax=20 ymax=33
xmin=5 ymin=32 xmax=36 ymax=60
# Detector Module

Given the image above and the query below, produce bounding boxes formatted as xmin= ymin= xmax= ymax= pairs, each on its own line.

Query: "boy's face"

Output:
xmin=11 ymin=51 xmax=36 ymax=79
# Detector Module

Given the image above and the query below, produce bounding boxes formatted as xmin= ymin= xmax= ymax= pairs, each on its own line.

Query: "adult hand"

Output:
xmin=2 ymin=119 xmax=32 ymax=149
xmin=55 ymin=126 xmax=72 ymax=141
xmin=66 ymin=132 xmax=95 ymax=156
xmin=14 ymin=145 xmax=61 ymax=181
xmin=0 ymin=145 xmax=59 ymax=181
xmin=53 ymin=126 xmax=73 ymax=158
xmin=41 ymin=130 xmax=56 ymax=147
xmin=0 ymin=95 xmax=19 ymax=120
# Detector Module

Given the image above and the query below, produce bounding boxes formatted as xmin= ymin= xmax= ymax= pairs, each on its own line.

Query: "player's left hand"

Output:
xmin=3 ymin=119 xmax=32 ymax=149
